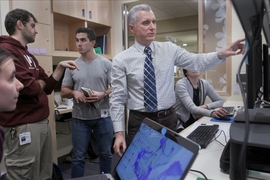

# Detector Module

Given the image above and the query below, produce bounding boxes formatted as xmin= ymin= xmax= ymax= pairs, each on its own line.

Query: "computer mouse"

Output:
xmin=216 ymin=115 xmax=231 ymax=121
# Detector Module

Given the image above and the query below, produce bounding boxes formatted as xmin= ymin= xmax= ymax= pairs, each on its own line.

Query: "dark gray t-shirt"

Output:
xmin=62 ymin=55 xmax=111 ymax=120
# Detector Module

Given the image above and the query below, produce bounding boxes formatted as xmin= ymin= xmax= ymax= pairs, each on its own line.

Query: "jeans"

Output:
xmin=71 ymin=117 xmax=114 ymax=178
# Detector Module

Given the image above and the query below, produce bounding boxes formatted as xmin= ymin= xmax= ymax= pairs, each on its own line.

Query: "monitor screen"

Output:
xmin=263 ymin=5 xmax=270 ymax=103
xmin=232 ymin=0 xmax=264 ymax=44
xmin=115 ymin=118 xmax=199 ymax=180
xmin=232 ymin=0 xmax=264 ymax=108
xmin=263 ymin=44 xmax=270 ymax=102
xmin=246 ymin=36 xmax=263 ymax=108
xmin=264 ymin=0 xmax=270 ymax=45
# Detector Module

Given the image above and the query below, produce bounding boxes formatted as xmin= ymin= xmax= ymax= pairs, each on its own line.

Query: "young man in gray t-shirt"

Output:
xmin=61 ymin=27 xmax=113 ymax=178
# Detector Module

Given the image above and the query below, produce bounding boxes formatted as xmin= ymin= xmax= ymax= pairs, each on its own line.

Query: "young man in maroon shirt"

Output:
xmin=0 ymin=9 xmax=78 ymax=179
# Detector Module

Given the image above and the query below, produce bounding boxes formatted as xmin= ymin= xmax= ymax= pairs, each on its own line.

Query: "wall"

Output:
xmin=223 ymin=7 xmax=244 ymax=102
xmin=111 ymin=0 xmax=141 ymax=55
xmin=0 ymin=1 xmax=9 ymax=35
xmin=128 ymin=16 xmax=198 ymax=51
xmin=111 ymin=0 xmax=244 ymax=102
xmin=157 ymin=16 xmax=198 ymax=34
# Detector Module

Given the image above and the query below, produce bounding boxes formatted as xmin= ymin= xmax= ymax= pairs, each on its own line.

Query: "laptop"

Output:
xmin=114 ymin=118 xmax=199 ymax=180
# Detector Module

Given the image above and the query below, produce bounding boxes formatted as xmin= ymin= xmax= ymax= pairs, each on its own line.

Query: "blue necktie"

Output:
xmin=144 ymin=47 xmax=157 ymax=112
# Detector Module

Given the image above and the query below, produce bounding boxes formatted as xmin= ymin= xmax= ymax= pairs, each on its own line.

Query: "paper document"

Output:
xmin=81 ymin=87 xmax=99 ymax=109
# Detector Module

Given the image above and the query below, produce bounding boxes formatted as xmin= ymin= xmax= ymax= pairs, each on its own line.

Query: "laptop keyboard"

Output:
xmin=223 ymin=106 xmax=235 ymax=116
xmin=187 ymin=124 xmax=219 ymax=148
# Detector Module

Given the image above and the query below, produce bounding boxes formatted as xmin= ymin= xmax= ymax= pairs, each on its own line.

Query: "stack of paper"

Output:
xmin=81 ymin=87 xmax=99 ymax=109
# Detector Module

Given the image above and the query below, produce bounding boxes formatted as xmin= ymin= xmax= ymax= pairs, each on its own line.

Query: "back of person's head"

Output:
xmin=0 ymin=48 xmax=12 ymax=73
xmin=5 ymin=8 xmax=38 ymax=35
xmin=128 ymin=4 xmax=152 ymax=26
xmin=76 ymin=27 xmax=96 ymax=41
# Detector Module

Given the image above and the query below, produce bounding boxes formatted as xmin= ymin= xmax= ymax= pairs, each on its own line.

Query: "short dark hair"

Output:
xmin=183 ymin=69 xmax=188 ymax=77
xmin=5 ymin=8 xmax=38 ymax=35
xmin=0 ymin=48 xmax=12 ymax=73
xmin=76 ymin=28 xmax=96 ymax=41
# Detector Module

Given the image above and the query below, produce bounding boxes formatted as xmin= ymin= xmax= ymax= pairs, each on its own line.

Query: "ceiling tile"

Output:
xmin=163 ymin=5 xmax=197 ymax=18
xmin=125 ymin=0 xmax=198 ymax=21
xmin=147 ymin=0 xmax=186 ymax=9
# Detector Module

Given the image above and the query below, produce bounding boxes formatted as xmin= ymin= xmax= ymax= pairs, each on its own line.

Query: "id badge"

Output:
xmin=19 ymin=132 xmax=31 ymax=145
xmin=101 ymin=109 xmax=110 ymax=118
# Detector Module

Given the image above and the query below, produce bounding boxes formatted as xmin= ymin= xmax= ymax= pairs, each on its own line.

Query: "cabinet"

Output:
xmin=53 ymin=13 xmax=84 ymax=54
xmin=10 ymin=0 xmax=51 ymax=25
xmin=52 ymin=0 xmax=112 ymax=60
xmin=52 ymin=0 xmax=111 ymax=26
xmin=86 ymin=0 xmax=112 ymax=26
xmin=52 ymin=0 xmax=86 ymax=20
xmin=11 ymin=1 xmax=52 ymax=56
xmin=28 ymin=24 xmax=52 ymax=56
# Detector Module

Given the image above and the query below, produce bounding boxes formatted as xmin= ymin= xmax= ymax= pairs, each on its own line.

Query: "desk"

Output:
xmin=54 ymin=92 xmax=73 ymax=115
xmin=230 ymin=112 xmax=270 ymax=179
xmin=55 ymin=105 xmax=73 ymax=115
xmin=182 ymin=101 xmax=244 ymax=180
xmin=181 ymin=117 xmax=231 ymax=180
xmin=55 ymin=105 xmax=73 ymax=157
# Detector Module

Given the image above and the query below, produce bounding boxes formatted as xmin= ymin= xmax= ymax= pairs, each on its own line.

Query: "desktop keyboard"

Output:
xmin=223 ymin=106 xmax=235 ymax=116
xmin=187 ymin=124 xmax=219 ymax=148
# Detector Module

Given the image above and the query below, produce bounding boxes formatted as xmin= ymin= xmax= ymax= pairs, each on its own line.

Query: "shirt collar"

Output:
xmin=134 ymin=41 xmax=154 ymax=55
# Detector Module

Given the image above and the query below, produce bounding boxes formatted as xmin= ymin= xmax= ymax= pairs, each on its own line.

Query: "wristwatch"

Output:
xmin=104 ymin=91 xmax=108 ymax=98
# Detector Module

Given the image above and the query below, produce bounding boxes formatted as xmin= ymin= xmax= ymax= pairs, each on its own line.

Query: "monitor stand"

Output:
xmin=230 ymin=113 xmax=270 ymax=179
xmin=261 ymin=103 xmax=270 ymax=108
xmin=234 ymin=108 xmax=270 ymax=124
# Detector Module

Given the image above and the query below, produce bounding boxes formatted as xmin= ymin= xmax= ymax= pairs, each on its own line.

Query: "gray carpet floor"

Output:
xmin=58 ymin=153 xmax=121 ymax=179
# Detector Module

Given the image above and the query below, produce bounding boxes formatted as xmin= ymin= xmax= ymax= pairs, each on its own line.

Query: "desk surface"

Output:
xmin=182 ymin=101 xmax=244 ymax=180
xmin=181 ymin=116 xmax=231 ymax=180
xmin=55 ymin=105 xmax=73 ymax=115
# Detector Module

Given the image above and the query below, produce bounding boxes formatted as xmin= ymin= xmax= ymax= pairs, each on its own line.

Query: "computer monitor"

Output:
xmin=263 ymin=7 xmax=270 ymax=102
xmin=263 ymin=0 xmax=270 ymax=44
xmin=230 ymin=1 xmax=269 ymax=179
xmin=246 ymin=36 xmax=263 ymax=108
xmin=231 ymin=0 xmax=264 ymax=109
xmin=263 ymin=44 xmax=270 ymax=102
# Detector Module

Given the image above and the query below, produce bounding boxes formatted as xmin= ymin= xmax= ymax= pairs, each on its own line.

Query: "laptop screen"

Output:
xmin=115 ymin=118 xmax=199 ymax=180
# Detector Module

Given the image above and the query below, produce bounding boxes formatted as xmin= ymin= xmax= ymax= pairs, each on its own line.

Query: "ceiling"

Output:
xmin=126 ymin=0 xmax=198 ymax=21
xmin=125 ymin=0 xmax=199 ymax=52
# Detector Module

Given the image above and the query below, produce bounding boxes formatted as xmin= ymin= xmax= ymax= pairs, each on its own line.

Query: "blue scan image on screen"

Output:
xmin=116 ymin=123 xmax=194 ymax=180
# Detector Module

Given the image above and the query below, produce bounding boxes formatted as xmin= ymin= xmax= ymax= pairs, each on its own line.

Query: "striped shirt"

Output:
xmin=110 ymin=41 xmax=224 ymax=132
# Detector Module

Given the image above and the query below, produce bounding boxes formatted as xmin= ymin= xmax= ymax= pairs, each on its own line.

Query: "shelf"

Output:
xmin=53 ymin=12 xmax=112 ymax=60
xmin=53 ymin=51 xmax=80 ymax=59
xmin=100 ymin=54 xmax=112 ymax=60
xmin=52 ymin=51 xmax=112 ymax=65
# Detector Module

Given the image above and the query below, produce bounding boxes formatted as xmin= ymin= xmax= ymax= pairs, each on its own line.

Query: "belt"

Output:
xmin=131 ymin=107 xmax=173 ymax=118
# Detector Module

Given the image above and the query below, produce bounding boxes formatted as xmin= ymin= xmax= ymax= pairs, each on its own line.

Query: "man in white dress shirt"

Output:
xmin=110 ymin=4 xmax=245 ymax=157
